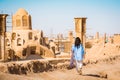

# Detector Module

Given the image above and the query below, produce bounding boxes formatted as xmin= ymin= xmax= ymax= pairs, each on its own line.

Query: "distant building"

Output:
xmin=113 ymin=34 xmax=120 ymax=44
xmin=52 ymin=17 xmax=87 ymax=53
xmin=52 ymin=31 xmax=74 ymax=53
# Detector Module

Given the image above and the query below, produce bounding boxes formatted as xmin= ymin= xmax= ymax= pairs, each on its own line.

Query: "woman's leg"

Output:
xmin=76 ymin=60 xmax=83 ymax=75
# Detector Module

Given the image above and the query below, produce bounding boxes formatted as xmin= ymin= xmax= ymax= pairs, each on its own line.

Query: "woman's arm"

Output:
xmin=82 ymin=45 xmax=85 ymax=59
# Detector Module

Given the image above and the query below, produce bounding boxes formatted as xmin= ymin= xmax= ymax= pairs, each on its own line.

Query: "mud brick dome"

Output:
xmin=12 ymin=8 xmax=32 ymax=30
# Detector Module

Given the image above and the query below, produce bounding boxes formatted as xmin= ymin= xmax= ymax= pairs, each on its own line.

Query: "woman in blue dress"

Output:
xmin=70 ymin=37 xmax=85 ymax=75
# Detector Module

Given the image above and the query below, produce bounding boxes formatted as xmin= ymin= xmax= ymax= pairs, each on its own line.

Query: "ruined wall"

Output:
xmin=0 ymin=58 xmax=70 ymax=75
xmin=5 ymin=30 xmax=49 ymax=60
xmin=63 ymin=41 xmax=71 ymax=53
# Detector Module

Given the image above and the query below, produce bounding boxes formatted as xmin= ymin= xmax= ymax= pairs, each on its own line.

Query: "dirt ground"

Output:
xmin=0 ymin=55 xmax=120 ymax=80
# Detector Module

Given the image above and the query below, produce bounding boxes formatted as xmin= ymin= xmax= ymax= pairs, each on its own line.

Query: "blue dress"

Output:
xmin=72 ymin=44 xmax=84 ymax=61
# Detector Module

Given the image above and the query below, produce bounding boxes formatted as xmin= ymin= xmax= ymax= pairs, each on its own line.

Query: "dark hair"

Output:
xmin=75 ymin=37 xmax=81 ymax=48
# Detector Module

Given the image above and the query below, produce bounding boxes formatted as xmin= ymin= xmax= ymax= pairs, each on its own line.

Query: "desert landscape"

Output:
xmin=0 ymin=0 xmax=120 ymax=80
xmin=0 ymin=40 xmax=120 ymax=80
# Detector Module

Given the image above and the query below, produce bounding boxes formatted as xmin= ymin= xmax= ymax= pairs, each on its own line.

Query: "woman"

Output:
xmin=70 ymin=37 xmax=85 ymax=75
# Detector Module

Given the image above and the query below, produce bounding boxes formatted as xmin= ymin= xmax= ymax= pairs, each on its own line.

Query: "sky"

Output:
xmin=0 ymin=0 xmax=120 ymax=37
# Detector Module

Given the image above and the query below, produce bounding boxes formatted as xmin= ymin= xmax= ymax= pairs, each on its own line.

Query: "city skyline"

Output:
xmin=0 ymin=0 xmax=120 ymax=37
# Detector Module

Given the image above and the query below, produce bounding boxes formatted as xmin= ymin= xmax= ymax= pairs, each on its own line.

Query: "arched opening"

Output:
xmin=17 ymin=38 xmax=22 ymax=46
xmin=22 ymin=15 xmax=27 ymax=26
xmin=28 ymin=32 xmax=32 ymax=40
xmin=16 ymin=15 xmax=21 ymax=27
xmin=6 ymin=39 xmax=10 ymax=46
xmin=22 ymin=48 xmax=27 ymax=56
xmin=41 ymin=31 xmax=43 ymax=37
xmin=40 ymin=38 xmax=43 ymax=45
xmin=29 ymin=15 xmax=32 ymax=28
xmin=23 ymin=39 xmax=25 ymax=45
xmin=34 ymin=36 xmax=38 ymax=40
xmin=30 ymin=46 xmax=36 ymax=54
xmin=12 ymin=33 xmax=16 ymax=40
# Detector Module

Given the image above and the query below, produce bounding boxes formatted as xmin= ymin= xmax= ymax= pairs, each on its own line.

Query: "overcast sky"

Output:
xmin=0 ymin=0 xmax=120 ymax=37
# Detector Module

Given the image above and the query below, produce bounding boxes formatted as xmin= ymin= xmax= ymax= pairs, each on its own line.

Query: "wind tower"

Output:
xmin=74 ymin=17 xmax=87 ymax=49
xmin=0 ymin=14 xmax=8 ymax=60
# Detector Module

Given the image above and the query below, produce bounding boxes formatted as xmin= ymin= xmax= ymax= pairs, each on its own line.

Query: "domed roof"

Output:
xmin=15 ymin=8 xmax=28 ymax=15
